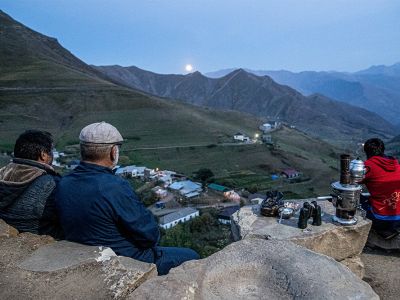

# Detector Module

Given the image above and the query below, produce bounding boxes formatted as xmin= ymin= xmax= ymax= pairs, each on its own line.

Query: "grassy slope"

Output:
xmin=122 ymin=127 xmax=340 ymax=197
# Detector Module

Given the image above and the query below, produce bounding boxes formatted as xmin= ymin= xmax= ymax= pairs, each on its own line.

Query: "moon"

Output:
xmin=185 ymin=64 xmax=193 ymax=72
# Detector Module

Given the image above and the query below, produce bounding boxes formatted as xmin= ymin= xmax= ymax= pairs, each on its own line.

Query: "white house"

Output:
xmin=259 ymin=123 xmax=272 ymax=132
xmin=250 ymin=197 xmax=264 ymax=205
xmin=159 ymin=207 xmax=199 ymax=229
xmin=259 ymin=121 xmax=281 ymax=132
xmin=153 ymin=187 xmax=168 ymax=199
xmin=233 ymin=133 xmax=250 ymax=142
xmin=115 ymin=165 xmax=146 ymax=177
xmin=51 ymin=150 xmax=62 ymax=167
xmin=157 ymin=170 xmax=176 ymax=185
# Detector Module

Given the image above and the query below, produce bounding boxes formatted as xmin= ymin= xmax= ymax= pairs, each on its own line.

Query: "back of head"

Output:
xmin=364 ymin=138 xmax=385 ymax=159
xmin=14 ymin=130 xmax=53 ymax=161
xmin=79 ymin=122 xmax=123 ymax=165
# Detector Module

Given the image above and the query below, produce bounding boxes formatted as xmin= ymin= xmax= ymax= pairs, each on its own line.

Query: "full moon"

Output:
xmin=185 ymin=64 xmax=193 ymax=72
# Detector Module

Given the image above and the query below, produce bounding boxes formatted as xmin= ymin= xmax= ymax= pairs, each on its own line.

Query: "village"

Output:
xmin=48 ymin=121 xmax=304 ymax=231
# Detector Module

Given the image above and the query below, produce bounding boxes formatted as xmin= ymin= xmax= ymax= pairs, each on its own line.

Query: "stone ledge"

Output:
xmin=231 ymin=199 xmax=372 ymax=277
xmin=0 ymin=222 xmax=157 ymax=299
xmin=130 ymin=239 xmax=378 ymax=300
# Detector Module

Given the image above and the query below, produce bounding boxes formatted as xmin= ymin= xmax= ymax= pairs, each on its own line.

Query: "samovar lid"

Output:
xmin=331 ymin=181 xmax=362 ymax=191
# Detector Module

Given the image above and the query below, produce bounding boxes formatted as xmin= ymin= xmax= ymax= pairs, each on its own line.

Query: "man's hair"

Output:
xmin=14 ymin=130 xmax=54 ymax=161
xmin=364 ymin=138 xmax=385 ymax=159
xmin=80 ymin=143 xmax=113 ymax=162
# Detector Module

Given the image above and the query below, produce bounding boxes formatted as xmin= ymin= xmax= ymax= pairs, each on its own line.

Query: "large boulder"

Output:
xmin=130 ymin=239 xmax=378 ymax=300
xmin=0 ymin=233 xmax=156 ymax=299
xmin=231 ymin=200 xmax=371 ymax=277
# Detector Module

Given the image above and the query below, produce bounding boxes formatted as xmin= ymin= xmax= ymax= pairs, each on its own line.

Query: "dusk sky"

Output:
xmin=2 ymin=0 xmax=400 ymax=74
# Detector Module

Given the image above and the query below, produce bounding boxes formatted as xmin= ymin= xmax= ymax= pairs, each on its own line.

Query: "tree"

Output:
xmin=193 ymin=168 xmax=214 ymax=184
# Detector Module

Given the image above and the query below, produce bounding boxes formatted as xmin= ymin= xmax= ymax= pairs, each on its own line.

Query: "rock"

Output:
xmin=230 ymin=205 xmax=259 ymax=241
xmin=362 ymin=248 xmax=400 ymax=299
xmin=0 ymin=237 xmax=157 ymax=299
xmin=130 ymin=239 xmax=378 ymax=300
xmin=0 ymin=219 xmax=19 ymax=238
xmin=17 ymin=240 xmax=117 ymax=272
xmin=340 ymin=256 xmax=365 ymax=278
xmin=231 ymin=200 xmax=371 ymax=262
xmin=366 ymin=229 xmax=400 ymax=250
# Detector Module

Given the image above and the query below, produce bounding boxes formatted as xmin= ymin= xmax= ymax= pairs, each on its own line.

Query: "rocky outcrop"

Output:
xmin=0 ymin=216 xmax=378 ymax=299
xmin=130 ymin=238 xmax=378 ymax=300
xmin=0 ymin=226 xmax=156 ymax=299
xmin=231 ymin=200 xmax=371 ymax=277
xmin=340 ymin=256 xmax=365 ymax=279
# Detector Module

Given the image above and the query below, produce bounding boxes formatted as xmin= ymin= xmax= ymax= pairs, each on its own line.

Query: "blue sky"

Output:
xmin=2 ymin=0 xmax=400 ymax=74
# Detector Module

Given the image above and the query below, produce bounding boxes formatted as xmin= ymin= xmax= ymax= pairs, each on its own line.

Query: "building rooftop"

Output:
xmin=208 ymin=183 xmax=230 ymax=192
xmin=169 ymin=180 xmax=202 ymax=195
xmin=159 ymin=207 xmax=199 ymax=225
xmin=218 ymin=206 xmax=240 ymax=219
xmin=281 ymin=168 xmax=299 ymax=176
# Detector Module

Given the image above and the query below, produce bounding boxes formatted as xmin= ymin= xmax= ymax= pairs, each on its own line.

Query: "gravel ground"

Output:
xmin=362 ymin=248 xmax=400 ymax=300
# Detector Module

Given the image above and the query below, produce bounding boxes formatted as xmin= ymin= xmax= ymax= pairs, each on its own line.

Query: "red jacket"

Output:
xmin=362 ymin=156 xmax=400 ymax=220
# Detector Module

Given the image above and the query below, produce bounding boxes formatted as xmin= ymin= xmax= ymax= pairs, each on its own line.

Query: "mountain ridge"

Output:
xmin=95 ymin=64 xmax=397 ymax=145
xmin=206 ymin=63 xmax=400 ymax=125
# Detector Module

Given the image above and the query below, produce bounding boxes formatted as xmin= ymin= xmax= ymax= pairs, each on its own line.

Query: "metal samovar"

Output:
xmin=330 ymin=154 xmax=365 ymax=225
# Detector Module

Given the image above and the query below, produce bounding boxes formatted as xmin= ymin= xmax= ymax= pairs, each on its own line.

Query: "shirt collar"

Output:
xmin=77 ymin=161 xmax=114 ymax=174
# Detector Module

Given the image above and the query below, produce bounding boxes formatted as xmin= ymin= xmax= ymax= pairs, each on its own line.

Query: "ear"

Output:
xmin=110 ymin=145 xmax=117 ymax=161
xmin=39 ymin=150 xmax=51 ymax=164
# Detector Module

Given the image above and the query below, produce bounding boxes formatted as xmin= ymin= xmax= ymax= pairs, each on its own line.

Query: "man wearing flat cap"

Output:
xmin=56 ymin=122 xmax=199 ymax=275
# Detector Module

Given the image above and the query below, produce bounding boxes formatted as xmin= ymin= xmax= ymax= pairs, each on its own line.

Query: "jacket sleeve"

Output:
xmin=108 ymin=180 xmax=160 ymax=249
xmin=360 ymin=163 xmax=372 ymax=184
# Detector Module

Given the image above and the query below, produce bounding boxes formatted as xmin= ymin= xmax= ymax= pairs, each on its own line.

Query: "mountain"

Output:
xmin=206 ymin=64 xmax=400 ymax=126
xmin=0 ymin=10 xmax=121 ymax=89
xmin=0 ymin=9 xmax=261 ymax=151
xmin=95 ymin=65 xmax=396 ymax=145
xmin=0 ymin=9 xmax=349 ymax=199
xmin=355 ymin=62 xmax=400 ymax=77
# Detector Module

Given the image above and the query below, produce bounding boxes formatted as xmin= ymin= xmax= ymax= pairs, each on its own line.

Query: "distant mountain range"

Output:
xmin=206 ymin=64 xmax=400 ymax=126
xmin=95 ymin=65 xmax=397 ymax=144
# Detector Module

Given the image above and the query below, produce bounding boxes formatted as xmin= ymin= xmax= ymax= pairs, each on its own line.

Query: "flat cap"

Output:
xmin=79 ymin=122 xmax=124 ymax=144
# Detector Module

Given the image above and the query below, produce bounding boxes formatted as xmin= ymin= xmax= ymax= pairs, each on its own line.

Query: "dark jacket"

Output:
xmin=55 ymin=162 xmax=160 ymax=262
xmin=0 ymin=158 xmax=63 ymax=238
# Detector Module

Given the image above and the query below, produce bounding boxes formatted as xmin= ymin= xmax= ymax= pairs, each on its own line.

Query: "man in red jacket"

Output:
xmin=361 ymin=138 xmax=400 ymax=239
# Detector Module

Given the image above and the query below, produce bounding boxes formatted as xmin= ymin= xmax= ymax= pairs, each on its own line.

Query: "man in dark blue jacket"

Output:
xmin=56 ymin=122 xmax=199 ymax=275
